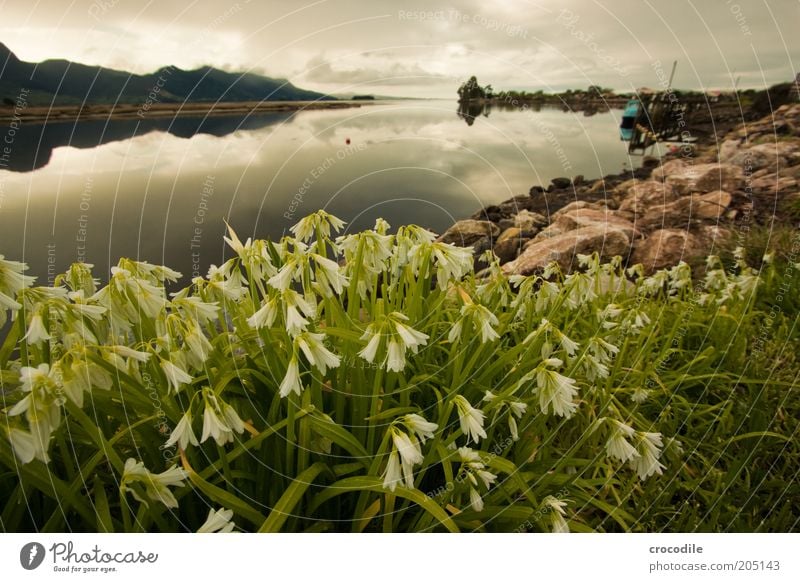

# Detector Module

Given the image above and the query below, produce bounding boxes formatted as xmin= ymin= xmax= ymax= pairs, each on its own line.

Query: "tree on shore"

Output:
xmin=457 ymin=76 xmax=487 ymax=102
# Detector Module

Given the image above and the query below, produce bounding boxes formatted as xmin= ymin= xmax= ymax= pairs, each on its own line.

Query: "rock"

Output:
xmin=437 ymin=220 xmax=500 ymax=247
xmin=529 ymin=185 xmax=545 ymax=196
xmin=572 ymin=175 xmax=585 ymax=186
xmin=642 ymin=156 xmax=660 ymax=169
xmin=512 ymin=210 xmax=547 ymax=231
xmin=550 ymin=177 xmax=572 ymax=190
xmin=726 ymin=145 xmax=775 ymax=171
xmin=497 ymin=196 xmax=535 ymax=217
xmin=618 ymin=181 xmax=678 ymax=213
xmin=552 ymin=200 xmax=608 ymax=218
xmin=782 ymin=164 xmax=800 ymax=179
xmin=472 ymin=236 xmax=494 ymax=256
xmin=613 ymin=178 xmax=639 ymax=199
xmin=587 ymin=179 xmax=607 ymax=194
xmin=470 ymin=205 xmax=503 ymax=222
xmin=497 ymin=218 xmax=516 ymax=231
xmin=693 ymin=190 xmax=733 ymax=219
xmin=750 ymin=175 xmax=798 ymax=193
xmin=773 ymin=120 xmax=795 ymax=135
xmin=652 ymin=159 xmax=688 ymax=180
xmin=718 ymin=139 xmax=741 ymax=163
xmin=633 ymin=166 xmax=656 ymax=180
xmin=696 ymin=225 xmax=732 ymax=252
xmin=502 ymin=225 xmax=631 ymax=275
xmin=640 ymin=190 xmax=733 ymax=229
xmin=541 ymin=208 xmax=639 ymax=240
xmin=497 ymin=227 xmax=522 ymax=244
xmin=664 ymin=163 xmax=744 ymax=195
xmin=630 ymin=229 xmax=703 ymax=274
xmin=493 ymin=237 xmax=530 ymax=264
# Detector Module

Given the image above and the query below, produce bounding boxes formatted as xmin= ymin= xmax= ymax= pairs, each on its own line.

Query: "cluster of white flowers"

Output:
xmin=580 ymin=336 xmax=620 ymax=382
xmin=0 ymin=255 xmax=36 ymax=325
xmin=528 ymin=358 xmax=579 ymax=418
xmin=338 ymin=219 xmax=394 ymax=299
xmin=458 ymin=447 xmax=497 ymax=512
xmin=199 ymin=389 xmax=247 ymax=446
xmin=120 ymin=458 xmax=188 ymax=509
xmin=448 ymin=299 xmax=500 ymax=344
xmin=8 ymin=208 xmax=764 ymax=531
xmin=453 ymin=395 xmax=488 ymax=443
xmin=7 ymin=364 xmax=64 ymax=463
xmin=602 ymin=418 xmax=665 ymax=480
xmin=541 ymin=495 xmax=570 ymax=533
xmin=382 ymin=413 xmax=438 ymax=492
xmin=197 ymin=507 xmax=236 ymax=533
xmin=359 ymin=312 xmax=429 ymax=373
xmin=483 ymin=391 xmax=527 ymax=441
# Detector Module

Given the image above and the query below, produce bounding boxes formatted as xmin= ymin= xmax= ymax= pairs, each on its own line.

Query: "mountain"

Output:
xmin=0 ymin=42 xmax=331 ymax=106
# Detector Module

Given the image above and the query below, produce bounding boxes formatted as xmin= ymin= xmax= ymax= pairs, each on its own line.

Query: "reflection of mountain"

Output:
xmin=0 ymin=42 xmax=330 ymax=106
xmin=0 ymin=111 xmax=295 ymax=172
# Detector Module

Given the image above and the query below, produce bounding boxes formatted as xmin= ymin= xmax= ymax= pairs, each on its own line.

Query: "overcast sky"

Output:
xmin=1 ymin=0 xmax=797 ymax=97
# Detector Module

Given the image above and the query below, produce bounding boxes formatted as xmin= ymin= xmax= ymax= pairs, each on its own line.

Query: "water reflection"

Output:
xmin=0 ymin=101 xmax=641 ymax=286
xmin=457 ymin=101 xmax=491 ymax=126
xmin=0 ymin=111 xmax=295 ymax=172
xmin=457 ymin=100 xmax=610 ymax=126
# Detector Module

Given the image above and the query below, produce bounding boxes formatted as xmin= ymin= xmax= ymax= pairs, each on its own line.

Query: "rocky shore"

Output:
xmin=439 ymin=103 xmax=800 ymax=275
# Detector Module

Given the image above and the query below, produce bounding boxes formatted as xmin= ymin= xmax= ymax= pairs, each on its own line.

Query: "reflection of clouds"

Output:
xmin=1 ymin=103 xmax=639 ymax=284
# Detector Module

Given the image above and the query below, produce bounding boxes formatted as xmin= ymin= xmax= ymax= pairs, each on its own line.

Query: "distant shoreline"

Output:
xmin=0 ymin=99 xmax=368 ymax=124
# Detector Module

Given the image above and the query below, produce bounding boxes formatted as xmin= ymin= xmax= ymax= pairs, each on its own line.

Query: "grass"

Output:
xmin=0 ymin=211 xmax=797 ymax=532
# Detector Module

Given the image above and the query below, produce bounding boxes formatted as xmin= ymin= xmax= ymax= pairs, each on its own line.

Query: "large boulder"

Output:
xmin=651 ymin=159 xmax=689 ymax=181
xmin=512 ymin=210 xmax=548 ymax=231
xmin=502 ymin=225 xmax=631 ymax=275
xmin=536 ymin=207 xmax=639 ymax=242
xmin=630 ymin=229 xmax=703 ymax=273
xmin=692 ymin=190 xmax=733 ymax=219
xmin=618 ymin=180 xmax=679 ymax=213
xmin=717 ymin=140 xmax=740 ymax=163
xmin=640 ymin=190 xmax=732 ymax=229
xmin=750 ymin=175 xmax=798 ymax=194
xmin=725 ymin=142 xmax=800 ymax=171
xmin=437 ymin=220 xmax=500 ymax=247
xmin=552 ymin=200 xmax=609 ymax=218
xmin=664 ymin=163 xmax=744 ymax=195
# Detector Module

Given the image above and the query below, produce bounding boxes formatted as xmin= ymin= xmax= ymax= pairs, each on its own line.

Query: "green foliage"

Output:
xmin=457 ymin=76 xmax=487 ymax=102
xmin=0 ymin=212 xmax=797 ymax=532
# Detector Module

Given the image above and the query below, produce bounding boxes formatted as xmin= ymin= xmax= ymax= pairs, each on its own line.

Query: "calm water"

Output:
xmin=0 ymin=101 xmax=643 ymax=285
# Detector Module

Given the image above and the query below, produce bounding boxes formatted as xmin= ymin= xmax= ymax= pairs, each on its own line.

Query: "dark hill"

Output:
xmin=0 ymin=42 xmax=330 ymax=106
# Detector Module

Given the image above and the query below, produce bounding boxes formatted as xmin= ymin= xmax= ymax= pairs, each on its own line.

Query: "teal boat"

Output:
xmin=619 ymin=99 xmax=640 ymax=141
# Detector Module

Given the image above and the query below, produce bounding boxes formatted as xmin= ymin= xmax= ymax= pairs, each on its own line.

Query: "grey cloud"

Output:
xmin=302 ymin=54 xmax=455 ymax=86
xmin=0 ymin=0 xmax=796 ymax=96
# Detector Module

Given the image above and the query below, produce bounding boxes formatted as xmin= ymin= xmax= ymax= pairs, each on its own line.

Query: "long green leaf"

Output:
xmin=308 ymin=476 xmax=459 ymax=532
xmin=187 ymin=470 xmax=266 ymax=527
xmin=258 ymin=462 xmax=329 ymax=532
